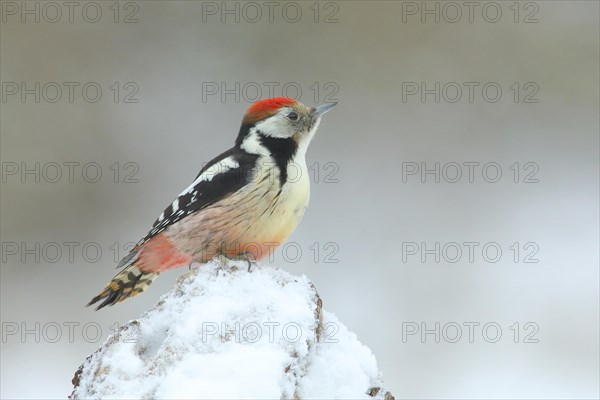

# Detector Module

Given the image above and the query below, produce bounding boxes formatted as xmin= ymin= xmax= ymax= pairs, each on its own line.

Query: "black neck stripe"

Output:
xmin=257 ymin=131 xmax=297 ymax=187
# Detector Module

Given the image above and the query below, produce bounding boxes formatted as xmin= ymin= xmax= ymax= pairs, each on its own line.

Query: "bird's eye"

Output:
xmin=286 ymin=112 xmax=299 ymax=121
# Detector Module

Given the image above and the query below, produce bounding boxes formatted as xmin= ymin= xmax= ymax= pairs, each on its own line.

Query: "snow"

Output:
xmin=71 ymin=258 xmax=392 ymax=399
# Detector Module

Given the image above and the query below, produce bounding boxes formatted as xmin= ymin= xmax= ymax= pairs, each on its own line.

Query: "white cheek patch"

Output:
xmin=254 ymin=114 xmax=292 ymax=138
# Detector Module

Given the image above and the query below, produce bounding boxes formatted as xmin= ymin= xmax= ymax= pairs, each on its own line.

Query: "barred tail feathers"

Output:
xmin=87 ymin=263 xmax=159 ymax=310
xmin=88 ymin=234 xmax=194 ymax=310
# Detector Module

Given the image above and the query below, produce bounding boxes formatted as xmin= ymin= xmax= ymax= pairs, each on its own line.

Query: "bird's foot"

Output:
xmin=217 ymin=251 xmax=258 ymax=272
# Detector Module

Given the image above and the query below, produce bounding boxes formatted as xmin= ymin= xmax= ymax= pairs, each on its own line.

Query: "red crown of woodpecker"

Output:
xmin=243 ymin=97 xmax=298 ymax=125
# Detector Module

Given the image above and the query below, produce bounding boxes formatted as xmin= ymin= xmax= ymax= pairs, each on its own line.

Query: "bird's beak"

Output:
xmin=311 ymin=102 xmax=338 ymax=117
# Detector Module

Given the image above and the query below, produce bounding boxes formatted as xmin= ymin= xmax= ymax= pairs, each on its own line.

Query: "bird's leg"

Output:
xmin=217 ymin=250 xmax=258 ymax=272
xmin=241 ymin=250 xmax=258 ymax=272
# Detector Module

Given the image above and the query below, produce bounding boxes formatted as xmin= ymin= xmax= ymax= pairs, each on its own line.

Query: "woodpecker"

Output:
xmin=88 ymin=97 xmax=336 ymax=310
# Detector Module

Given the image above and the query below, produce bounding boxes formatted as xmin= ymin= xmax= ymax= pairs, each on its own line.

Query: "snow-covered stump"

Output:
xmin=70 ymin=259 xmax=394 ymax=399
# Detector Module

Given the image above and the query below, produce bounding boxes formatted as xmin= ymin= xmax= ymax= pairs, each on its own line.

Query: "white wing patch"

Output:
xmin=179 ymin=156 xmax=240 ymax=197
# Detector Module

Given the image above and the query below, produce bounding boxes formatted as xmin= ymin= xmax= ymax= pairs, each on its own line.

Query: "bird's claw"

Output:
xmin=216 ymin=251 xmax=258 ymax=272
xmin=188 ymin=256 xmax=210 ymax=270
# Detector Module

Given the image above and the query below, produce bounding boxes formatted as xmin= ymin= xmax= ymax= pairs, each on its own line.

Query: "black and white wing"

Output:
xmin=137 ymin=148 xmax=259 ymax=245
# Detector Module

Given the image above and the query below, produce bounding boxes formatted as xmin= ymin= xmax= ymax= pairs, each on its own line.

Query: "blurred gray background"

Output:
xmin=1 ymin=1 xmax=598 ymax=398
